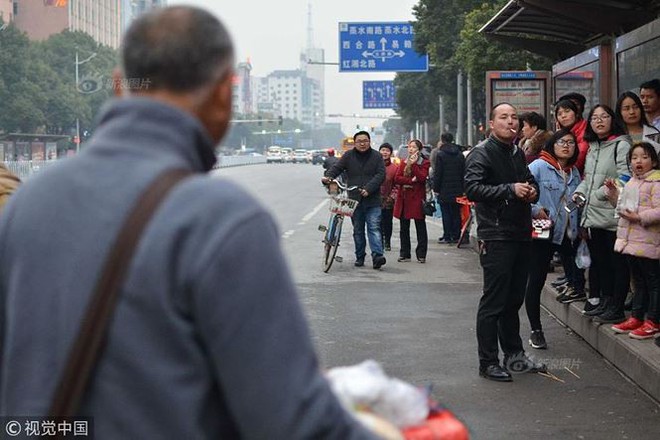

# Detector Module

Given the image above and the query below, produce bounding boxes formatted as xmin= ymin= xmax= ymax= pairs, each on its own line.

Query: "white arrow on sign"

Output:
xmin=360 ymin=38 xmax=406 ymax=62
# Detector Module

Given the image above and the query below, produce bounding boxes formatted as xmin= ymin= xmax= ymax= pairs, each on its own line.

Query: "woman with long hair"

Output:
xmin=614 ymin=91 xmax=660 ymax=152
xmin=394 ymin=139 xmax=430 ymax=263
xmin=573 ymin=104 xmax=632 ymax=323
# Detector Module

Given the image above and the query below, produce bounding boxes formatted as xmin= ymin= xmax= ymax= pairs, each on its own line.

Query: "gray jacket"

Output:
xmin=0 ymin=98 xmax=375 ymax=440
xmin=575 ymin=135 xmax=632 ymax=231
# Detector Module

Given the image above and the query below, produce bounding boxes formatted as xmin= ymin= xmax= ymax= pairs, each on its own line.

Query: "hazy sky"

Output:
xmin=169 ymin=0 xmax=419 ymax=133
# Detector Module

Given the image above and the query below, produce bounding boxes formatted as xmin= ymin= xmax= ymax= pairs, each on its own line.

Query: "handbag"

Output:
xmin=531 ymin=218 xmax=553 ymax=240
xmin=423 ymin=190 xmax=436 ymax=217
xmin=49 ymin=169 xmax=192 ymax=419
xmin=423 ymin=200 xmax=436 ymax=216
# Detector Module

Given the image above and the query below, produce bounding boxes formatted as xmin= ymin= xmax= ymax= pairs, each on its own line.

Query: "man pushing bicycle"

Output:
xmin=321 ymin=131 xmax=386 ymax=269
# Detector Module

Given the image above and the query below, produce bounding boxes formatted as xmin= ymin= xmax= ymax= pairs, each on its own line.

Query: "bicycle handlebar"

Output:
xmin=325 ymin=179 xmax=359 ymax=192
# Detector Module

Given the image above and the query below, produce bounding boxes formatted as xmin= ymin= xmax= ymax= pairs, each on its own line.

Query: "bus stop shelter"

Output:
xmin=480 ymin=0 xmax=660 ymax=112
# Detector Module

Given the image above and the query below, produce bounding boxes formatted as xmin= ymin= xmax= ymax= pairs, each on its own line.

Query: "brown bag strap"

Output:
xmin=49 ymin=168 xmax=192 ymax=418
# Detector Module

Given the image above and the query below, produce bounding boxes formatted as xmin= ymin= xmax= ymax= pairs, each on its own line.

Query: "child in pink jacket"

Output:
xmin=605 ymin=142 xmax=660 ymax=339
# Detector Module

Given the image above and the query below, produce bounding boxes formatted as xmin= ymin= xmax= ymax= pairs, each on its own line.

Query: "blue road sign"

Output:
xmin=339 ymin=22 xmax=428 ymax=72
xmin=363 ymin=81 xmax=397 ymax=109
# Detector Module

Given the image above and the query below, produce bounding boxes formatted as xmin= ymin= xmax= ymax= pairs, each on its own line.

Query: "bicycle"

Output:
xmin=318 ymin=179 xmax=359 ymax=273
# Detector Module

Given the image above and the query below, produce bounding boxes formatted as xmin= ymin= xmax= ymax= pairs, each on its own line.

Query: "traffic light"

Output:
xmin=278 ymin=116 xmax=283 ymax=126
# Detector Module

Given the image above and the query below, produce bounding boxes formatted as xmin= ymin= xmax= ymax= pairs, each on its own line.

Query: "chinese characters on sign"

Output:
xmin=363 ymin=81 xmax=397 ymax=109
xmin=339 ymin=22 xmax=428 ymax=72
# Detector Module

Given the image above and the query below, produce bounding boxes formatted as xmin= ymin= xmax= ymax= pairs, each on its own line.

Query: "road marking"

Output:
xmin=282 ymin=230 xmax=295 ymax=239
xmin=301 ymin=199 xmax=329 ymax=224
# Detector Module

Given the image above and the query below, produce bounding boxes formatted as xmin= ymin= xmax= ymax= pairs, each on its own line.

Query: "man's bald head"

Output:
xmin=121 ymin=6 xmax=234 ymax=94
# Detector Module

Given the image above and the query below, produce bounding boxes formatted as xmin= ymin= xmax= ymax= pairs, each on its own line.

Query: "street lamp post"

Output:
xmin=75 ymin=50 xmax=97 ymax=153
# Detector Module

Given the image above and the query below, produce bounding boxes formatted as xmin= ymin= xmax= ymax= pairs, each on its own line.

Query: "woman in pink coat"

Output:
xmin=394 ymin=139 xmax=430 ymax=263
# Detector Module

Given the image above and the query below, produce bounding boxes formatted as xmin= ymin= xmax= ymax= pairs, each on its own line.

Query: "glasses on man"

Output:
xmin=555 ymin=139 xmax=576 ymax=147
xmin=590 ymin=114 xmax=611 ymax=122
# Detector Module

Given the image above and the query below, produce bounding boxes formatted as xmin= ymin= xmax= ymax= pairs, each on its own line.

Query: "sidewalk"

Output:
xmin=540 ymin=274 xmax=660 ymax=402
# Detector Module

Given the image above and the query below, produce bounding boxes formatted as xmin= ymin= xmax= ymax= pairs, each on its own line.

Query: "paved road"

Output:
xmin=213 ymin=163 xmax=659 ymax=440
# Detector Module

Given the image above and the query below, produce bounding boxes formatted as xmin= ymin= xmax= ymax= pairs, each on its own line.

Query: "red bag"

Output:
xmin=402 ymin=409 xmax=469 ymax=440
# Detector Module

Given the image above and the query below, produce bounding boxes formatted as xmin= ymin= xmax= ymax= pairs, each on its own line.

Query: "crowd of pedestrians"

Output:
xmin=323 ymin=86 xmax=660 ymax=383
xmin=525 ymin=88 xmax=660 ymax=354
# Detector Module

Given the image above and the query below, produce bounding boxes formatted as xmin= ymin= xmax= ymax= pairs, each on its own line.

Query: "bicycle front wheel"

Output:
xmin=322 ymin=215 xmax=343 ymax=272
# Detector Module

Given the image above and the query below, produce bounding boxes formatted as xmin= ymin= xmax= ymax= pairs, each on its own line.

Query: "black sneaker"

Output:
xmin=397 ymin=256 xmax=411 ymax=262
xmin=354 ymin=258 xmax=365 ymax=267
xmin=529 ymin=330 xmax=547 ymax=349
xmin=551 ymin=277 xmax=568 ymax=288
xmin=583 ymin=298 xmax=608 ymax=316
xmin=373 ymin=255 xmax=386 ymax=269
xmin=560 ymin=288 xmax=587 ymax=304
xmin=582 ymin=300 xmax=601 ymax=315
xmin=592 ymin=309 xmax=626 ymax=324
xmin=555 ymin=285 xmax=573 ymax=302
xmin=384 ymin=243 xmax=391 ymax=252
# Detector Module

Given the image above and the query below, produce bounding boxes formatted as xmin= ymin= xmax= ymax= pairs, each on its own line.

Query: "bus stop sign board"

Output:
xmin=363 ymin=81 xmax=397 ymax=109
xmin=339 ymin=22 xmax=429 ymax=72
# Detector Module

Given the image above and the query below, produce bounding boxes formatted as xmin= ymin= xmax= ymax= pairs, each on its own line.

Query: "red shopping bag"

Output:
xmin=402 ymin=408 xmax=469 ymax=440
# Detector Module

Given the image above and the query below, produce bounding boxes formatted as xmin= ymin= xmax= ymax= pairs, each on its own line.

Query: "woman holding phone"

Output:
xmin=394 ymin=139 xmax=430 ymax=263
xmin=525 ymin=129 xmax=583 ymax=349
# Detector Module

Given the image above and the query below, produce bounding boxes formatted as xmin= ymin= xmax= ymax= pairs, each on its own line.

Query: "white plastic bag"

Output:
xmin=575 ymin=239 xmax=591 ymax=269
xmin=326 ymin=360 xmax=429 ymax=429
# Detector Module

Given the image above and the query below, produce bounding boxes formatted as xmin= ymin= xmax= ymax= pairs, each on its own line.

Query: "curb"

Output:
xmin=541 ymin=280 xmax=660 ymax=402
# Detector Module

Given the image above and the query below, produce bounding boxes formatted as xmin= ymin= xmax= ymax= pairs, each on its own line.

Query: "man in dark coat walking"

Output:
xmin=433 ymin=133 xmax=465 ymax=243
xmin=323 ymin=131 xmax=386 ymax=269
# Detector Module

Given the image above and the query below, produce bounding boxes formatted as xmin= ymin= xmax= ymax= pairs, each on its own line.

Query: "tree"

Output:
xmin=0 ymin=23 xmax=118 ymax=137
xmin=394 ymin=0 xmax=553 ymax=141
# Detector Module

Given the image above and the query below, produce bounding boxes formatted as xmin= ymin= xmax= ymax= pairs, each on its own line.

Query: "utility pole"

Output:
xmin=457 ymin=71 xmax=464 ymax=145
xmin=467 ymin=74 xmax=473 ymax=147
xmin=75 ymin=50 xmax=97 ymax=153
xmin=438 ymin=95 xmax=444 ymax=137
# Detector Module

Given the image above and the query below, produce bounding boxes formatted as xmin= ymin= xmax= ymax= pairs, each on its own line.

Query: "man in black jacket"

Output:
xmin=433 ymin=132 xmax=465 ymax=243
xmin=464 ymin=103 xmax=545 ymax=382
xmin=322 ymin=131 xmax=386 ymax=269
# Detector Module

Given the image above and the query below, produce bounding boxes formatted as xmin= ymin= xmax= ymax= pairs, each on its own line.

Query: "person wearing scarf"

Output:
xmin=525 ymin=129 xmax=583 ymax=349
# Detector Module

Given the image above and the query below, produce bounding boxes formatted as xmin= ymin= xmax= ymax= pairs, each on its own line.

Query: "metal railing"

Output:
xmin=214 ymin=155 xmax=267 ymax=168
xmin=3 ymin=155 xmax=267 ymax=180
xmin=3 ymin=161 xmax=59 ymax=180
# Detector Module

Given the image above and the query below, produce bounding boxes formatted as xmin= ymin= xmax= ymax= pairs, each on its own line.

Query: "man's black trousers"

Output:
xmin=477 ymin=240 xmax=531 ymax=368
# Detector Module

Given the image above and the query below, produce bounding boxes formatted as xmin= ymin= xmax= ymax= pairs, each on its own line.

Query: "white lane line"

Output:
xmin=301 ymin=199 xmax=329 ymax=224
xmin=283 ymin=200 xmax=329 ymax=239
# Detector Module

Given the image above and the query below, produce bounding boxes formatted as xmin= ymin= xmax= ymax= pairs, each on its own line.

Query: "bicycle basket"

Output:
xmin=329 ymin=196 xmax=358 ymax=217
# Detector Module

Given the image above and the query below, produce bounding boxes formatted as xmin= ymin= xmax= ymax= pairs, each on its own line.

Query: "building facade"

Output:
xmin=0 ymin=0 xmax=13 ymax=23
xmin=11 ymin=0 xmax=161 ymax=49
xmin=232 ymin=61 xmax=253 ymax=115
xmin=121 ymin=0 xmax=165 ymax=34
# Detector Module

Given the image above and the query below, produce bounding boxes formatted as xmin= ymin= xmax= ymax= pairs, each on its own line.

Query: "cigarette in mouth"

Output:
xmin=510 ymin=129 xmax=517 ymax=133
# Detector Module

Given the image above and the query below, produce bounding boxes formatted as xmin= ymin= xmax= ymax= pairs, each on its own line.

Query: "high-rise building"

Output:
xmin=13 ymin=0 xmax=122 ymax=49
xmin=121 ymin=0 xmax=165 ymax=34
xmin=231 ymin=60 xmax=252 ymax=115
xmin=0 ymin=0 xmax=13 ymax=23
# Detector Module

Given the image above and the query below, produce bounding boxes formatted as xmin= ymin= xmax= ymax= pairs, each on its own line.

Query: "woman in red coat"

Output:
xmin=394 ymin=139 xmax=430 ymax=263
